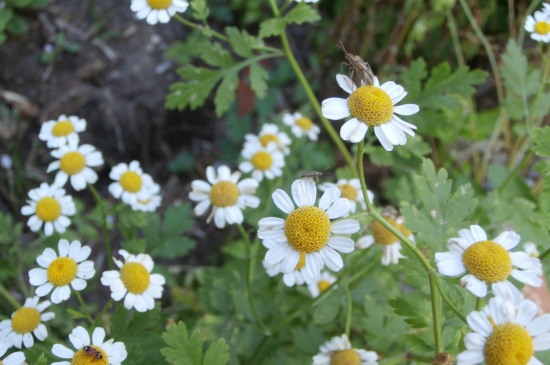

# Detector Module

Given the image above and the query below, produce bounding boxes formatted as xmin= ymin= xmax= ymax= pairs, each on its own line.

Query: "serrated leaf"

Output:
xmin=67 ymin=308 xmax=87 ymax=319
xmin=203 ymin=338 xmax=230 ymax=365
xmin=200 ymin=42 xmax=234 ymax=68
xmin=161 ymin=322 xmax=204 ymax=365
xmin=214 ymin=71 xmax=238 ymax=115
xmin=388 ymin=296 xmax=430 ymax=328
xmin=533 ymin=127 xmax=550 ymax=158
xmin=162 ymin=204 xmax=194 ymax=239
xmin=259 ymin=18 xmax=286 ymax=38
xmin=400 ymin=58 xmax=427 ymax=100
xmin=36 ymin=353 xmax=48 ymax=365
xmin=190 ymin=0 xmax=209 ymax=22
xmin=283 ymin=2 xmax=320 ymax=24
xmin=249 ymin=62 xmax=268 ymax=99
xmin=501 ymin=39 xmax=537 ymax=97
xmin=225 ymin=26 xmax=253 ymax=58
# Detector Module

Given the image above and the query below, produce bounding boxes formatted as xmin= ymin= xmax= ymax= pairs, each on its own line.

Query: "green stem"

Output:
xmin=430 ymin=271 xmax=467 ymax=324
xmin=540 ymin=247 xmax=550 ymax=261
xmin=428 ymin=273 xmax=442 ymax=354
xmin=0 ymin=284 xmax=21 ymax=310
xmin=91 ymin=299 xmax=113 ymax=330
xmin=75 ymin=291 xmax=93 ymax=322
xmin=475 ymin=297 xmax=484 ymax=311
xmin=88 ymin=184 xmax=113 ymax=270
xmin=498 ymin=151 xmax=533 ymax=193
xmin=344 ymin=280 xmax=352 ymax=338
xmin=247 ymin=335 xmax=269 ymax=365
xmin=446 ymin=10 xmax=465 ymax=67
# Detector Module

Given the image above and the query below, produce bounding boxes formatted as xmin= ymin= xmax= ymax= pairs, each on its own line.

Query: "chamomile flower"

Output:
xmin=435 ymin=225 xmax=542 ymax=299
xmin=51 ymin=326 xmax=127 ymax=365
xmin=308 ymin=271 xmax=337 ymax=298
xmin=21 ymin=183 xmax=76 ymax=236
xmin=457 ymin=296 xmax=550 ymax=365
xmin=189 ymin=165 xmax=260 ymax=229
xmin=258 ymin=178 xmax=360 ymax=278
xmin=131 ymin=183 xmax=162 ymax=212
xmin=525 ymin=10 xmax=550 ymax=43
xmin=524 ymin=242 xmax=544 ymax=276
xmin=313 ymin=334 xmax=378 ymax=365
xmin=109 ymin=161 xmax=154 ymax=206
xmin=101 ymin=250 xmax=165 ymax=312
xmin=283 ymin=112 xmax=321 ymax=141
xmin=131 ymin=0 xmax=189 ymax=25
xmin=244 ymin=123 xmax=292 ymax=155
xmin=39 ymin=115 xmax=86 ymax=148
xmin=47 ymin=140 xmax=104 ymax=191
xmin=0 ymin=296 xmax=54 ymax=349
xmin=239 ymin=142 xmax=285 ymax=182
xmin=29 ymin=239 xmax=95 ymax=304
xmin=319 ymin=179 xmax=373 ymax=216
xmin=262 ymin=247 xmax=317 ymax=287
xmin=0 ymin=338 xmax=25 ymax=365
xmin=322 ymin=74 xmax=419 ymax=151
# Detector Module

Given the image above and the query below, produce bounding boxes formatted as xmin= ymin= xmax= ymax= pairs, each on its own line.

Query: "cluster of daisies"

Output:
xmin=525 ymin=3 xmax=550 ymax=43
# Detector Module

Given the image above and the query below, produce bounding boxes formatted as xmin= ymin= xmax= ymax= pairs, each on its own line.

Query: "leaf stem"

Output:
xmin=344 ymin=280 xmax=352 ymax=338
xmin=446 ymin=10 xmax=465 ymax=67
xmin=428 ymin=272 xmax=442 ymax=354
xmin=91 ymin=299 xmax=113 ymax=331
xmin=74 ymin=291 xmax=93 ymax=322
xmin=429 ymin=271 xmax=467 ymax=324
xmin=88 ymin=184 xmax=113 ymax=270
xmin=0 ymin=284 xmax=21 ymax=310
xmin=475 ymin=297 xmax=484 ymax=311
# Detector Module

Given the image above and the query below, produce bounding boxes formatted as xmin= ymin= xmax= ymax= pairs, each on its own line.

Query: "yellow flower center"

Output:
xmin=51 ymin=121 xmax=74 ymax=137
xmin=484 ymin=323 xmax=533 ymax=365
xmin=250 ymin=151 xmax=273 ymax=171
xmin=285 ymin=206 xmax=331 ymax=253
xmin=47 ymin=257 xmax=78 ymax=287
xmin=119 ymin=171 xmax=143 ymax=193
xmin=338 ymin=184 xmax=358 ymax=201
xmin=318 ymin=280 xmax=331 ymax=293
xmin=35 ymin=197 xmax=61 ymax=222
xmin=294 ymin=252 xmax=306 ymax=270
xmin=120 ymin=262 xmax=150 ymax=294
xmin=535 ymin=21 xmax=550 ymax=35
xmin=330 ymin=349 xmax=361 ymax=365
xmin=400 ymin=222 xmax=412 ymax=237
xmin=259 ymin=134 xmax=279 ymax=147
xmin=146 ymin=0 xmax=172 ymax=10
xmin=11 ymin=307 xmax=41 ymax=334
xmin=209 ymin=181 xmax=239 ymax=207
xmin=71 ymin=346 xmax=108 ymax=365
xmin=295 ymin=116 xmax=313 ymax=131
xmin=462 ymin=240 xmax=512 ymax=283
xmin=60 ymin=152 xmax=86 ymax=175
xmin=371 ymin=217 xmax=401 ymax=245
xmin=348 ymin=85 xmax=394 ymax=127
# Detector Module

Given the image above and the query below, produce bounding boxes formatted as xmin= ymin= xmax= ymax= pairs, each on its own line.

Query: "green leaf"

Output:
xmin=259 ymin=18 xmax=286 ymax=38
xmin=500 ymin=39 xmax=538 ymax=97
xmin=36 ymin=353 xmax=48 ymax=365
xmin=161 ymin=322 xmax=204 ymax=365
xmin=283 ymin=2 xmax=321 ymax=25
xmin=0 ymin=32 xmax=6 ymax=45
xmin=203 ymin=338 xmax=230 ymax=365
xmin=200 ymin=42 xmax=234 ymax=68
xmin=0 ymin=8 xmax=14 ymax=31
xmin=400 ymin=58 xmax=428 ymax=100
xmin=67 ymin=308 xmax=87 ymax=319
xmin=313 ymin=289 xmax=341 ymax=324
xmin=162 ymin=204 xmax=194 ymax=239
xmin=6 ymin=14 xmax=27 ymax=35
xmin=214 ymin=71 xmax=238 ymax=116
xmin=388 ymin=295 xmax=430 ymax=328
xmin=190 ymin=0 xmax=209 ymax=22
xmin=225 ymin=26 xmax=254 ymax=58
xmin=249 ymin=62 xmax=269 ymax=99
xmin=365 ymin=144 xmax=394 ymax=166
xmin=533 ymin=127 xmax=550 ymax=158
xmin=168 ymin=153 xmax=196 ymax=172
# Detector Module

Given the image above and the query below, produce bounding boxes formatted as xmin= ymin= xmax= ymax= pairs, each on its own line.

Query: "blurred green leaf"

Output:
xmin=0 ymin=9 xmax=14 ymax=31
xmin=249 ymin=62 xmax=269 ymax=99
xmin=6 ymin=14 xmax=26 ymax=35
xmin=190 ymin=0 xmax=209 ymax=22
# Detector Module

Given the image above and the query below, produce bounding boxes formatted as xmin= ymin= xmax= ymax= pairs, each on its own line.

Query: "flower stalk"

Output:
xmin=88 ymin=184 xmax=113 ymax=271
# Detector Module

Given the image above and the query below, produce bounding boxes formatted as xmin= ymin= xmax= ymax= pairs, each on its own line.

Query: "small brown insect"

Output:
xmin=83 ymin=345 xmax=105 ymax=363
xmin=337 ymin=41 xmax=376 ymax=87
xmin=299 ymin=168 xmax=331 ymax=182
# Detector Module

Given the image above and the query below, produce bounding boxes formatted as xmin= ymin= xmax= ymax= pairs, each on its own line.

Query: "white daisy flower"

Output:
xmin=109 ymin=161 xmax=155 ymax=206
xmin=319 ymin=179 xmax=373 ymax=216
xmin=131 ymin=183 xmax=162 ymax=212
xmin=435 ymin=225 xmax=542 ymax=299
xmin=262 ymin=247 xmax=318 ymax=287
xmin=29 ymin=239 xmax=95 ymax=304
xmin=283 ymin=112 xmax=321 ymax=141
xmin=457 ymin=296 xmax=550 ymax=365
xmin=239 ymin=142 xmax=285 ymax=182
xmin=21 ymin=183 xmax=76 ymax=236
xmin=131 ymin=0 xmax=189 ymax=25
xmin=321 ymin=74 xmax=419 ymax=151
xmin=101 ymin=250 xmax=165 ymax=312
xmin=47 ymin=140 xmax=104 ymax=191
xmin=308 ymin=271 xmax=337 ymax=298
xmin=244 ymin=123 xmax=292 ymax=155
xmin=0 ymin=338 xmax=25 ymax=365
xmin=189 ymin=165 xmax=260 ymax=229
xmin=0 ymin=296 xmax=54 ymax=349
xmin=313 ymin=334 xmax=378 ymax=365
xmin=524 ymin=242 xmax=544 ymax=276
xmin=38 ymin=115 xmax=86 ymax=148
xmin=51 ymin=326 xmax=127 ymax=365
xmin=258 ymin=178 xmax=360 ymax=278
xmin=525 ymin=10 xmax=550 ymax=43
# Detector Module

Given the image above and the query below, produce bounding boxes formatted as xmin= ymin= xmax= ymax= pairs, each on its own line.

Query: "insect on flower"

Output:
xmin=337 ymin=41 xmax=376 ymax=86
xmin=83 ymin=346 xmax=105 ymax=363
xmin=299 ymin=167 xmax=331 ymax=182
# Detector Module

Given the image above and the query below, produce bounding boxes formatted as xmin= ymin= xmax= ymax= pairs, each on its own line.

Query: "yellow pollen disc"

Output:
xmin=399 ymin=222 xmax=412 ymax=237
xmin=120 ymin=262 xmax=150 ymax=294
xmin=484 ymin=323 xmax=533 ymax=365
xmin=338 ymin=184 xmax=358 ymax=201
xmin=60 ymin=152 xmax=86 ymax=175
xmin=535 ymin=21 xmax=550 ymax=35
xmin=348 ymin=85 xmax=394 ymax=127
xmin=146 ymin=0 xmax=172 ymax=10
xmin=51 ymin=121 xmax=74 ymax=137
xmin=318 ymin=280 xmax=331 ymax=293
xmin=295 ymin=116 xmax=313 ymax=131
xmin=71 ymin=346 xmax=108 ymax=365
xmin=294 ymin=252 xmax=306 ymax=270
xmin=285 ymin=206 xmax=331 ymax=253
xmin=371 ymin=217 xmax=401 ymax=245
xmin=209 ymin=181 xmax=239 ymax=207
xmin=35 ymin=197 xmax=61 ymax=222
xmin=259 ymin=134 xmax=279 ymax=147
xmin=330 ymin=349 xmax=361 ymax=365
xmin=462 ymin=240 xmax=512 ymax=283
xmin=47 ymin=257 xmax=78 ymax=287
xmin=11 ymin=307 xmax=41 ymax=334
xmin=250 ymin=151 xmax=273 ymax=171
xmin=119 ymin=171 xmax=143 ymax=193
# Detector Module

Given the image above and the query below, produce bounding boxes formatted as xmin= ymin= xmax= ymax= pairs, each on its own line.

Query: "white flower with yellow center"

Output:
xmin=51 ymin=326 xmax=127 ymax=365
xmin=0 ymin=338 xmax=24 ymax=365
xmin=322 ymin=74 xmax=419 ymax=151
xmin=262 ymin=247 xmax=319 ymax=287
xmin=131 ymin=0 xmax=189 ymax=25
xmin=258 ymin=178 xmax=360 ymax=278
xmin=244 ymin=123 xmax=292 ymax=155
xmin=435 ymin=225 xmax=542 ymax=299
xmin=29 ymin=239 xmax=95 ymax=304
xmin=0 ymin=297 xmax=54 ymax=349
xmin=525 ymin=11 xmax=550 ymax=43
xmin=524 ymin=242 xmax=543 ymax=276
xmin=131 ymin=183 xmax=162 ymax=212
xmin=21 ymin=183 xmax=76 ymax=236
xmin=457 ymin=296 xmax=550 ymax=365
xmin=283 ymin=112 xmax=321 ymax=141
xmin=319 ymin=179 xmax=373 ymax=216
xmin=189 ymin=165 xmax=260 ymax=229
xmin=308 ymin=271 xmax=337 ymax=298
xmin=101 ymin=250 xmax=165 ymax=312
xmin=39 ymin=115 xmax=86 ymax=148
xmin=47 ymin=140 xmax=104 ymax=191
xmin=239 ymin=142 xmax=285 ymax=182
xmin=109 ymin=161 xmax=154 ymax=206
xmin=313 ymin=334 xmax=378 ymax=365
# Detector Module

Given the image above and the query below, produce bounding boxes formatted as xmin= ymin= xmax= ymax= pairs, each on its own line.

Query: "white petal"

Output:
xmin=393 ymin=104 xmax=419 ymax=116
xmin=321 ymin=98 xmax=350 ymax=120
xmin=510 ymin=252 xmax=541 ymax=270
xmin=456 ymin=349 xmax=485 ymax=365
xmin=92 ymin=327 xmax=105 ymax=346
xmin=327 ymin=236 xmax=355 ymax=253
xmin=463 ymin=332 xmax=486 ymax=351
xmin=526 ymin=314 xmax=550 ymax=336
xmin=355 ymin=235 xmax=375 ymax=249
xmin=460 ymin=274 xmax=487 ymax=297
xmin=272 ymin=189 xmax=294 ymax=214
xmin=319 ymin=246 xmax=344 ymax=272
xmin=330 ymin=219 xmax=359 ymax=234
xmin=265 ymin=242 xmax=293 ymax=265
xmin=515 ymin=299 xmax=538 ymax=327
xmin=291 ymin=179 xmax=316 ymax=208
xmin=533 ymin=334 xmax=550 ymax=351
xmin=336 ymin=74 xmax=355 ymax=93
xmin=511 ymin=269 xmax=543 ymax=287
xmin=305 ymin=252 xmax=322 ymax=278
xmin=325 ymin=199 xmax=351 ymax=219
xmin=318 ymin=187 xmax=341 ymax=211
xmin=52 ymin=344 xmax=75 ymax=359
xmin=492 ymin=231 xmax=520 ymax=250
xmin=467 ymin=311 xmax=493 ymax=337
xmin=280 ymin=250 xmax=300 ymax=275
xmin=374 ymin=125 xmax=394 ymax=151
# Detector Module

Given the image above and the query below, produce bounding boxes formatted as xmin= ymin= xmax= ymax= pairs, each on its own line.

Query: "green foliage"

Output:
xmin=190 ymin=0 xmax=210 ymax=22
xmin=35 ymin=353 xmax=48 ymax=365
xmin=0 ymin=0 xmax=48 ymax=45
xmin=259 ymin=3 xmax=320 ymax=38
xmin=533 ymin=127 xmax=550 ymax=175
